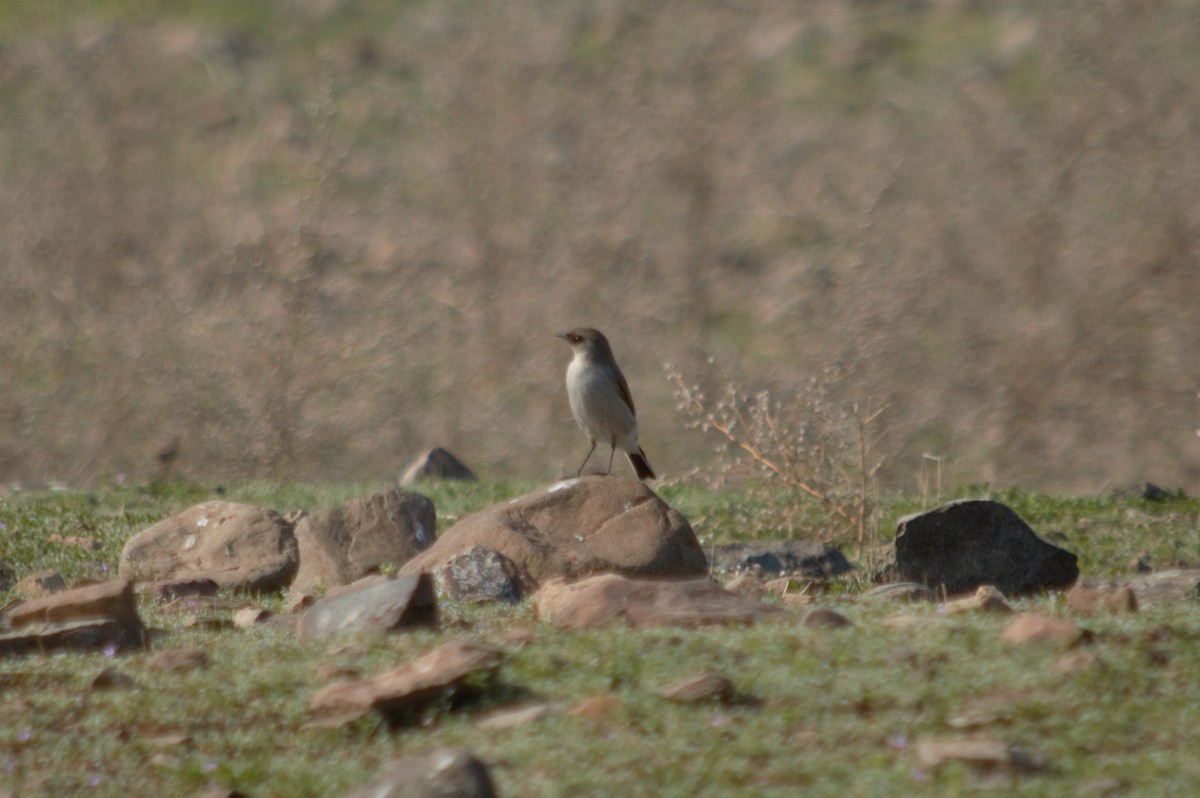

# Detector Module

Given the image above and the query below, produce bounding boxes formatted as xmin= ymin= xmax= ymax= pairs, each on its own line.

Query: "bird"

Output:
xmin=557 ymin=327 xmax=656 ymax=480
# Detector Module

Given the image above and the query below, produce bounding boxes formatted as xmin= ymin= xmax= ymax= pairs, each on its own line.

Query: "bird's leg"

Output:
xmin=606 ymin=435 xmax=617 ymax=475
xmin=577 ymin=439 xmax=597 ymax=476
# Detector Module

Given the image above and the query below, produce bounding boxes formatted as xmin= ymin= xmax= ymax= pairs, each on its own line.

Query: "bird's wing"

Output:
xmin=614 ymin=368 xmax=636 ymax=417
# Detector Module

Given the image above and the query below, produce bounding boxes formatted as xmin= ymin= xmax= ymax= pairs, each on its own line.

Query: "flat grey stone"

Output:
xmin=299 ymin=574 xmax=437 ymax=641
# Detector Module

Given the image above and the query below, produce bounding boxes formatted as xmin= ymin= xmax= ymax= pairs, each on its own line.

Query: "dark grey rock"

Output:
xmin=1141 ymin=482 xmax=1172 ymax=501
xmin=299 ymin=574 xmax=438 ymax=641
xmin=891 ymin=499 xmax=1078 ymax=597
xmin=434 ymin=546 xmax=523 ymax=604
xmin=709 ymin=540 xmax=851 ymax=579
xmin=343 ymin=748 xmax=497 ymax=798
xmin=400 ymin=447 xmax=479 ymax=485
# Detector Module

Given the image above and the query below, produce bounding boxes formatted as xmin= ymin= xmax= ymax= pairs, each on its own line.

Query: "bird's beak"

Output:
xmin=555 ymin=331 xmax=570 ymax=341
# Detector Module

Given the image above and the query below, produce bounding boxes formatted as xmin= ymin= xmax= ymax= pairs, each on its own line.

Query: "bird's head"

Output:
xmin=556 ymin=327 xmax=613 ymax=360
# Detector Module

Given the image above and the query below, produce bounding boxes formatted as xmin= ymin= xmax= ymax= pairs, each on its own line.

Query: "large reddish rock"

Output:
xmin=119 ymin=501 xmax=297 ymax=592
xmin=400 ymin=477 xmax=706 ymax=595
xmin=291 ymin=489 xmax=436 ymax=594
xmin=0 ymin=579 xmax=146 ymax=655
xmin=535 ymin=573 xmax=782 ymax=630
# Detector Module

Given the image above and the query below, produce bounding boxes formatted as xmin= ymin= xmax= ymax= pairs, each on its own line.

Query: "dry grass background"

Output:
xmin=1 ymin=0 xmax=1198 ymax=492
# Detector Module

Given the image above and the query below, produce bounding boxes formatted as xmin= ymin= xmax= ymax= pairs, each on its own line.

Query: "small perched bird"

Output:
xmin=557 ymin=327 xmax=656 ymax=480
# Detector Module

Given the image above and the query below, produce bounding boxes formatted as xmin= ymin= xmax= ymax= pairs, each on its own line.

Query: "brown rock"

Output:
xmin=400 ymin=447 xmax=478 ymax=484
xmin=400 ymin=477 xmax=706 ymax=594
xmin=1127 ymin=569 xmax=1198 ymax=605
xmin=1065 ymin=585 xmax=1103 ymax=614
xmin=946 ymin=689 xmax=1042 ymax=730
xmin=943 ymin=585 xmax=1013 ymax=615
xmin=660 ymin=672 xmax=735 ymax=704
xmin=1073 ymin=569 xmax=1198 ymax=607
xmin=148 ymin=648 xmax=209 ymax=672
xmin=159 ymin=595 xmax=244 ymax=615
xmin=291 ymin=489 xmax=436 ymax=594
xmin=343 ymin=748 xmax=496 ymax=798
xmin=13 ymin=569 xmax=67 ymax=598
xmin=308 ymin=639 xmax=502 ymax=727
xmin=1079 ymin=777 xmax=1127 ymax=797
xmin=233 ymin=607 xmax=271 ymax=627
xmin=476 ymin=702 xmax=561 ymax=730
xmin=286 ymin=590 xmax=317 ymax=613
xmin=489 ymin=626 xmax=534 ymax=649
xmin=534 ymin=573 xmax=781 ymax=630
xmin=882 ymin=614 xmax=921 ymax=630
xmin=5 ymin=573 xmax=137 ymax=628
xmin=1106 ymin=586 xmax=1138 ymax=613
xmin=1002 ymin=612 xmax=1079 ymax=645
xmin=0 ymin=579 xmax=146 ymax=656
xmin=915 ymin=738 xmax=1046 ymax=774
xmin=569 ymin=694 xmax=622 ymax=722
xmin=721 ymin=572 xmax=766 ymax=595
xmin=119 ymin=501 xmax=297 ymax=592
xmin=1053 ymin=651 xmax=1102 ymax=675
xmin=90 ymin=667 xmax=137 ymax=690
xmin=299 ymin=574 xmax=437 ymax=641
xmin=801 ymin=607 xmax=853 ymax=629
xmin=1067 ymin=584 xmax=1139 ymax=615
xmin=137 ymin=578 xmax=220 ymax=601
xmin=182 ymin=614 xmax=234 ymax=631
xmin=143 ymin=732 xmax=191 ymax=749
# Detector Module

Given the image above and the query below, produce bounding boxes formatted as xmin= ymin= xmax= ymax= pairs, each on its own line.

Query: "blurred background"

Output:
xmin=1 ymin=0 xmax=1198 ymax=493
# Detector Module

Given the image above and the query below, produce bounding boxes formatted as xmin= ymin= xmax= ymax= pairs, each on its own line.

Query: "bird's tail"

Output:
xmin=628 ymin=449 xmax=656 ymax=481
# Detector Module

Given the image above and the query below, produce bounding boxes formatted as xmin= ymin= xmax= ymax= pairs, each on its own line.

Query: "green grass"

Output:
xmin=1 ymin=482 xmax=1198 ymax=796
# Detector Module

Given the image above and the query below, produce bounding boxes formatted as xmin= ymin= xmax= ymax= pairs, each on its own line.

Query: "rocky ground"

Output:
xmin=0 ymin=477 xmax=1198 ymax=795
